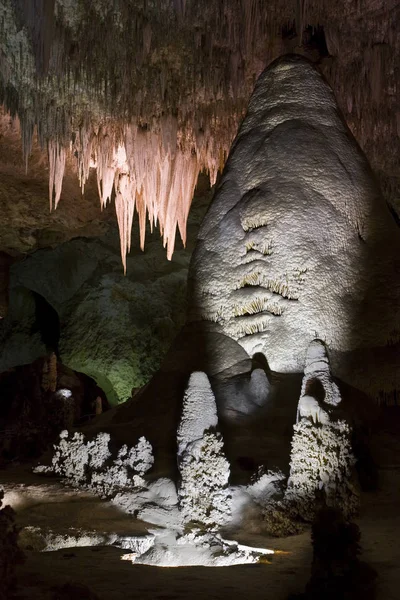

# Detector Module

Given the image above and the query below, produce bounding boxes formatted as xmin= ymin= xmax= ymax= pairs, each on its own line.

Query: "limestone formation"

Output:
xmin=177 ymin=372 xmax=231 ymax=528
xmin=296 ymin=340 xmax=340 ymax=424
xmin=1 ymin=3 xmax=399 ymax=267
xmin=285 ymin=341 xmax=358 ymax=520
xmin=177 ymin=372 xmax=218 ymax=459
xmin=34 ymin=57 xmax=398 ymax=529
xmin=285 ymin=418 xmax=358 ymax=520
xmin=297 ymin=396 xmax=330 ymax=426
xmin=301 ymin=340 xmax=341 ymax=407
xmin=0 ymin=220 xmax=198 ymax=405
xmin=84 ymin=55 xmax=399 ymax=478
xmin=35 ymin=431 xmax=154 ymax=495
xmin=189 ymin=55 xmax=400 ymax=398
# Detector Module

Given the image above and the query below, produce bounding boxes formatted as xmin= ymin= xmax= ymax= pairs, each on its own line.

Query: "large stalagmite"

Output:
xmin=90 ymin=55 xmax=399 ymax=474
xmin=188 ymin=55 xmax=400 ymax=398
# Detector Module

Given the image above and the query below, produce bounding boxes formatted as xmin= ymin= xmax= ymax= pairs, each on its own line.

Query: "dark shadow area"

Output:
xmin=386 ymin=202 xmax=400 ymax=228
xmin=0 ymin=358 xmax=108 ymax=465
xmin=252 ymin=351 xmax=272 ymax=376
xmin=302 ymin=26 xmax=330 ymax=58
xmin=218 ymin=368 xmax=302 ymax=484
xmin=304 ymin=378 xmax=325 ymax=403
xmin=281 ymin=23 xmax=297 ymax=42
xmin=31 ymin=291 xmax=60 ymax=357
xmin=0 ymin=251 xmax=13 ymax=318
xmin=289 ymin=507 xmax=377 ymax=600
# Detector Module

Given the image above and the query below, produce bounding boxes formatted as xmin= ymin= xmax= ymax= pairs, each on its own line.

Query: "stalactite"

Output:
xmin=115 ymin=171 xmax=136 ymax=274
xmin=48 ymin=139 xmax=66 ymax=210
xmin=85 ymin=124 xmax=206 ymax=266
xmin=0 ymin=0 xmax=399 ymax=267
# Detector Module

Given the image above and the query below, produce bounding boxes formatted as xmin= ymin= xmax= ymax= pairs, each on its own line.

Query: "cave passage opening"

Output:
xmin=31 ymin=290 xmax=60 ymax=357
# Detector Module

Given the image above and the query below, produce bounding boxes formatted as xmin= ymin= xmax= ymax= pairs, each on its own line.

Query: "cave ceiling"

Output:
xmin=0 ymin=0 xmax=399 ymax=267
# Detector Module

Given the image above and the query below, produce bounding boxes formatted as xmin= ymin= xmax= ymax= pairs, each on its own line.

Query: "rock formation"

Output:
xmin=80 ymin=55 xmax=399 ymax=494
xmin=35 ymin=430 xmax=154 ymax=494
xmin=0 ymin=192 xmax=209 ymax=405
xmin=188 ymin=54 xmax=400 ymax=398
xmin=296 ymin=340 xmax=340 ymax=424
xmin=1 ymin=2 xmax=399 ymax=267
xmin=177 ymin=372 xmax=231 ymax=528
xmin=177 ymin=372 xmax=219 ymax=459
xmin=285 ymin=340 xmax=358 ymax=521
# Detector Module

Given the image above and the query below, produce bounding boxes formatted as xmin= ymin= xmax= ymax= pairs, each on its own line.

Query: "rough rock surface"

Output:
xmin=295 ymin=339 xmax=341 ymax=426
xmin=188 ymin=55 xmax=400 ymax=398
xmin=0 ymin=111 xmax=113 ymax=256
xmin=35 ymin=430 xmax=154 ymax=494
xmin=285 ymin=418 xmax=358 ymax=521
xmin=212 ymin=367 xmax=271 ymax=421
xmin=2 ymin=1 xmax=400 ymax=246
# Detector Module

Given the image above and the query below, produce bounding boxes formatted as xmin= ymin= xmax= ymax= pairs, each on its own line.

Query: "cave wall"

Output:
xmin=0 ymin=185 xmax=210 ymax=405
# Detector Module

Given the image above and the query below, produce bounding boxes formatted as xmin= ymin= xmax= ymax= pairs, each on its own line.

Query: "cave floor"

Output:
xmin=1 ymin=467 xmax=312 ymax=599
xmin=1 ymin=411 xmax=400 ymax=600
xmin=0 ymin=466 xmax=397 ymax=599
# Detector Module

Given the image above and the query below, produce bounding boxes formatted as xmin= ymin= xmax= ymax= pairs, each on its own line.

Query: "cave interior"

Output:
xmin=0 ymin=2 xmax=399 ymax=599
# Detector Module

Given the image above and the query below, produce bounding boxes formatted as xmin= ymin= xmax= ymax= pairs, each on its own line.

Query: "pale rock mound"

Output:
xmin=188 ymin=54 xmax=400 ymax=396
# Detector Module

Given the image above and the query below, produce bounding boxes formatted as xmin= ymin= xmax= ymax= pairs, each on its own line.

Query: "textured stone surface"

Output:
xmin=211 ymin=368 xmax=271 ymax=421
xmin=1 ymin=1 xmax=400 ymax=236
xmin=0 ymin=286 xmax=46 ymax=372
xmin=175 ymin=372 xmax=231 ymax=528
xmin=300 ymin=340 xmax=341 ymax=410
xmin=189 ymin=55 xmax=400 ymax=398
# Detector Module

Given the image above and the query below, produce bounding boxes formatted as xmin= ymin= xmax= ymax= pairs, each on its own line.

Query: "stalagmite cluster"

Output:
xmin=35 ymin=352 xmax=357 ymax=557
xmin=35 ymin=430 xmax=154 ymax=493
